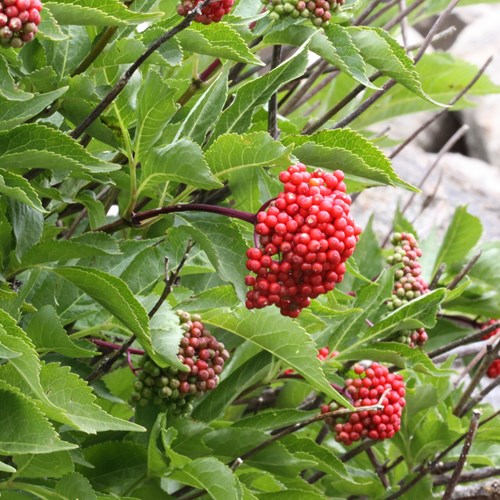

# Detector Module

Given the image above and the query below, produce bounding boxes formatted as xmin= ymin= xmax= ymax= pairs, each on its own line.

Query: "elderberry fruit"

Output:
xmin=262 ymin=0 xmax=343 ymax=27
xmin=0 ymin=0 xmax=42 ymax=48
xmin=482 ymin=319 xmax=500 ymax=378
xmin=245 ymin=164 xmax=361 ymax=318
xmin=323 ymin=362 xmax=406 ymax=445
xmin=177 ymin=0 xmax=234 ymax=24
xmin=130 ymin=310 xmax=229 ymax=414
xmin=387 ymin=232 xmax=429 ymax=347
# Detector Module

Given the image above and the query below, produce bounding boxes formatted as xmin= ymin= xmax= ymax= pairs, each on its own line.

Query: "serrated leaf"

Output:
xmin=432 ymin=206 xmax=483 ymax=275
xmin=14 ymin=451 xmax=74 ymax=479
xmin=0 ymin=339 xmax=22 ymax=359
xmin=52 ymin=267 xmax=159 ymax=364
xmin=0 ymin=56 xmax=33 ymax=101
xmin=171 ymin=457 xmax=240 ymax=500
xmin=343 ymin=289 xmax=447 ymax=354
xmin=205 ymin=132 xmax=292 ymax=180
xmin=0 ymin=87 xmax=68 ymax=130
xmin=0 ymin=169 xmax=44 ymax=212
xmin=38 ymin=363 xmax=144 ymax=433
xmin=200 ymin=306 xmax=353 ymax=408
xmin=178 ymin=22 xmax=262 ymax=65
xmin=0 ymin=380 xmax=75 ymax=455
xmin=134 ymin=70 xmax=178 ymax=161
xmin=25 ymin=305 xmax=96 ymax=358
xmin=211 ymin=40 xmax=310 ymax=140
xmin=264 ymin=25 xmax=375 ymax=89
xmin=346 ymin=26 xmax=441 ymax=105
xmin=0 ymin=124 xmax=117 ymax=173
xmin=282 ymin=129 xmax=416 ymax=190
xmin=45 ymin=0 xmax=161 ymax=26
xmin=140 ymin=139 xmax=222 ymax=194
xmin=174 ymin=64 xmax=230 ymax=145
xmin=38 ymin=7 xmax=68 ymax=41
xmin=192 ymin=351 xmax=273 ymax=422
xmin=10 ymin=200 xmax=44 ymax=260
xmin=55 ymin=472 xmax=97 ymax=500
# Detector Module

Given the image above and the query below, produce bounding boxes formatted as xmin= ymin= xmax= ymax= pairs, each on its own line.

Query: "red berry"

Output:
xmin=177 ymin=0 xmax=233 ymax=24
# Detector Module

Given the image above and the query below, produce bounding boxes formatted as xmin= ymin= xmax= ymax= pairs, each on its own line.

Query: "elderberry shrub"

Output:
xmin=0 ymin=0 xmax=42 ymax=48
xmin=176 ymin=0 xmax=234 ymax=24
xmin=387 ymin=232 xmax=429 ymax=347
xmin=322 ymin=362 xmax=406 ymax=445
xmin=245 ymin=164 xmax=361 ymax=318
xmin=262 ymin=0 xmax=343 ymax=27
xmin=130 ymin=311 xmax=229 ymax=415
xmin=482 ymin=319 xmax=500 ymax=378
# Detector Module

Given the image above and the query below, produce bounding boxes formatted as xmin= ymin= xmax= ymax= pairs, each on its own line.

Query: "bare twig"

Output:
xmin=268 ymin=45 xmax=283 ymax=140
xmin=432 ymin=342 xmax=485 ymax=364
xmin=367 ymin=448 xmax=390 ymax=489
xmin=447 ymin=250 xmax=482 ymax=291
xmin=460 ymin=377 xmax=500 ymax=419
xmin=390 ymin=56 xmax=493 ymax=159
xmin=442 ymin=410 xmax=481 ymax=500
xmin=70 ymin=0 xmax=214 ymax=140
xmin=429 ymin=263 xmax=446 ymax=290
xmin=451 ymin=478 xmax=500 ymax=498
xmin=435 ymin=466 xmax=500 ymax=485
xmin=354 ymin=0 xmax=386 ymax=25
xmin=428 ymin=321 xmax=500 ymax=359
xmin=363 ymin=0 xmax=400 ymax=26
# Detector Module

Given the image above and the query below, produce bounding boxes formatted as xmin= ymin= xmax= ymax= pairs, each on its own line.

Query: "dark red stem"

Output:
xmin=200 ymin=59 xmax=222 ymax=82
xmin=132 ymin=203 xmax=257 ymax=226
xmin=90 ymin=338 xmax=145 ymax=355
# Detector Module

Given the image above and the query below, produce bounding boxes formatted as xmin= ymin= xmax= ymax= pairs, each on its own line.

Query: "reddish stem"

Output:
xmin=132 ymin=203 xmax=257 ymax=226
xmin=90 ymin=338 xmax=145 ymax=355
xmin=200 ymin=59 xmax=221 ymax=82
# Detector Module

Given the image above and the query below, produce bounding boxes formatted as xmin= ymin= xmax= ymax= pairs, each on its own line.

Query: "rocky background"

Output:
xmin=351 ymin=5 xmax=500 ymax=241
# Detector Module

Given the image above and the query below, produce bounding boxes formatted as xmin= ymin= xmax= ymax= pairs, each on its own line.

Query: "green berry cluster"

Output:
xmin=262 ymin=0 xmax=341 ymax=27
xmin=130 ymin=310 xmax=229 ymax=415
xmin=386 ymin=232 xmax=429 ymax=347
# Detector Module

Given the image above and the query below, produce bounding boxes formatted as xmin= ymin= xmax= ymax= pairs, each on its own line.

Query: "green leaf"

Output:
xmin=0 ymin=339 xmax=22 ymax=359
xmin=0 ymin=124 xmax=117 ymax=173
xmin=282 ymin=129 xmax=416 ymax=190
xmin=192 ymin=351 xmax=273 ymax=422
xmin=174 ymin=64 xmax=230 ymax=145
xmin=211 ymin=40 xmax=309 ymax=140
xmin=0 ymin=56 xmax=33 ymax=101
xmin=178 ymin=22 xmax=263 ymax=65
xmin=343 ymin=289 xmax=447 ymax=354
xmin=25 ymin=305 xmax=96 ymax=358
xmin=20 ymin=232 xmax=121 ymax=268
xmin=14 ymin=451 xmax=74 ymax=479
xmin=264 ymin=25 xmax=375 ymax=89
xmin=200 ymin=306 xmax=353 ymax=408
xmin=0 ymin=380 xmax=75 ymax=455
xmin=55 ymin=473 xmax=97 ymax=500
xmin=171 ymin=457 xmax=240 ymax=500
xmin=52 ymin=267 xmax=156 ymax=360
xmin=233 ymin=409 xmax=317 ymax=432
xmin=38 ymin=7 xmax=68 ymax=41
xmin=82 ymin=442 xmax=147 ymax=495
xmin=0 ymin=460 xmax=15 ymax=473
xmin=205 ymin=131 xmax=292 ymax=180
xmin=37 ymin=363 xmax=144 ymax=433
xmin=44 ymin=0 xmax=161 ymax=26
xmin=346 ymin=26 xmax=441 ymax=105
xmin=140 ymin=139 xmax=222 ymax=194
xmin=433 ymin=206 xmax=483 ymax=275
xmin=134 ymin=70 xmax=178 ymax=162
xmin=10 ymin=201 xmax=44 ymax=260
xmin=174 ymin=212 xmax=250 ymax=302
xmin=0 ymin=87 xmax=68 ymax=130
xmin=0 ymin=169 xmax=44 ymax=212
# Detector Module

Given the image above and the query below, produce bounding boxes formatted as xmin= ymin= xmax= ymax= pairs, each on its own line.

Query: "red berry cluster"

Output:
xmin=262 ymin=0 xmax=342 ymax=27
xmin=130 ymin=311 xmax=229 ymax=415
xmin=284 ymin=346 xmax=337 ymax=375
xmin=482 ymin=319 xmax=500 ymax=379
xmin=0 ymin=0 xmax=41 ymax=49
xmin=245 ymin=164 xmax=361 ymax=318
xmin=322 ymin=363 xmax=406 ymax=445
xmin=177 ymin=0 xmax=234 ymax=24
xmin=387 ymin=232 xmax=429 ymax=347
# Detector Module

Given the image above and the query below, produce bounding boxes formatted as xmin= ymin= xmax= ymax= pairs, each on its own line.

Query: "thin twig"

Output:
xmin=442 ymin=410 xmax=481 ymax=500
xmin=447 ymin=250 xmax=482 ymax=291
xmin=429 ymin=263 xmax=446 ymax=289
xmin=399 ymin=0 xmax=409 ymax=49
xmin=454 ymin=340 xmax=500 ymax=417
xmin=460 ymin=377 xmax=500 ymax=416
xmin=70 ymin=0 xmax=214 ymax=140
xmin=268 ymin=45 xmax=282 ymax=140
xmin=428 ymin=321 xmax=500 ymax=359
xmin=363 ymin=0 xmax=400 ymax=26
xmin=390 ymin=56 xmax=493 ymax=159
xmin=434 ymin=466 xmax=500 ymax=486
xmin=367 ymin=448 xmax=390 ymax=489
xmin=354 ymin=0 xmax=386 ymax=25
xmin=432 ymin=342 xmax=485 ymax=364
